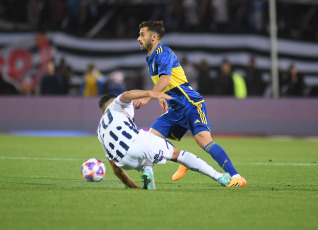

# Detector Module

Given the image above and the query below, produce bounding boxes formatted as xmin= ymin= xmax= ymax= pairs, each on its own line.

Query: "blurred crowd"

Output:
xmin=1 ymin=56 xmax=317 ymax=98
xmin=0 ymin=0 xmax=318 ymax=41
xmin=1 ymin=0 xmax=318 ymax=98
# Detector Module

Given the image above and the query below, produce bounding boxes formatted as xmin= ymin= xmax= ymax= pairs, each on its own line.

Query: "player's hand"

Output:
xmin=133 ymin=97 xmax=151 ymax=109
xmin=159 ymin=97 xmax=169 ymax=113
xmin=149 ymin=91 xmax=172 ymax=113
xmin=126 ymin=184 xmax=142 ymax=189
xmin=148 ymin=91 xmax=172 ymax=101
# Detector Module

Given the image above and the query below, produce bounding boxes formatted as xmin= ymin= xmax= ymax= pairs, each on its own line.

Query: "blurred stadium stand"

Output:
xmin=0 ymin=0 xmax=318 ymax=97
xmin=1 ymin=0 xmax=317 ymax=40
xmin=1 ymin=31 xmax=318 ymax=97
xmin=0 ymin=0 xmax=318 ymax=136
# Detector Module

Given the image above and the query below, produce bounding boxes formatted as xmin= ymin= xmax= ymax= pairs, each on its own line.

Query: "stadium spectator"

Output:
xmin=81 ymin=63 xmax=103 ymax=97
xmin=56 ymin=58 xmax=72 ymax=95
xmin=281 ymin=65 xmax=305 ymax=97
xmin=197 ymin=0 xmax=212 ymax=31
xmin=230 ymin=0 xmax=253 ymax=33
xmin=27 ymin=0 xmax=40 ymax=28
xmin=106 ymin=71 xmax=126 ymax=95
xmin=1 ymin=0 xmax=318 ymax=99
xmin=124 ymin=72 xmax=144 ymax=91
xmin=127 ymin=16 xmax=139 ymax=38
xmin=50 ymin=0 xmax=65 ymax=30
xmin=65 ymin=0 xmax=82 ymax=33
xmin=3 ymin=0 xmax=27 ymax=23
xmin=215 ymin=59 xmax=234 ymax=96
xmin=0 ymin=71 xmax=19 ymax=95
xmin=38 ymin=0 xmax=52 ymax=31
xmin=197 ymin=59 xmax=215 ymax=95
xmin=134 ymin=21 xmax=246 ymax=187
xmin=0 ymin=0 xmax=317 ymax=42
xmin=250 ymin=0 xmax=266 ymax=33
xmin=97 ymin=89 xmax=232 ymax=189
xmin=180 ymin=57 xmax=198 ymax=91
xmin=245 ymin=56 xmax=266 ymax=97
xmin=163 ymin=0 xmax=183 ymax=32
xmin=215 ymin=59 xmax=247 ymax=98
xmin=211 ymin=0 xmax=230 ymax=32
xmin=182 ymin=0 xmax=200 ymax=30
xmin=81 ymin=63 xmax=104 ymax=97
xmin=40 ymin=60 xmax=64 ymax=95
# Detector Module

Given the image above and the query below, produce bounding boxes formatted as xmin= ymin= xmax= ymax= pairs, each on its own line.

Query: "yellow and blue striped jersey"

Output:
xmin=146 ymin=43 xmax=203 ymax=110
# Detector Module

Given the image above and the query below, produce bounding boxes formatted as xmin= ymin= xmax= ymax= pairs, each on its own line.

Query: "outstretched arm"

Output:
xmin=119 ymin=89 xmax=171 ymax=103
xmin=133 ymin=75 xmax=171 ymax=109
xmin=108 ymin=159 xmax=142 ymax=189
xmin=120 ymin=89 xmax=172 ymax=113
xmin=152 ymin=74 xmax=171 ymax=92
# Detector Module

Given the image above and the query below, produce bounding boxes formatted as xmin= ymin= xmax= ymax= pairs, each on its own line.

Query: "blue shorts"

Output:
xmin=151 ymin=101 xmax=211 ymax=141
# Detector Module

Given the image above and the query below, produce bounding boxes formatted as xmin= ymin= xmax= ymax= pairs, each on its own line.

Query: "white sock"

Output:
xmin=231 ymin=174 xmax=241 ymax=179
xmin=142 ymin=160 xmax=154 ymax=175
xmin=177 ymin=150 xmax=223 ymax=180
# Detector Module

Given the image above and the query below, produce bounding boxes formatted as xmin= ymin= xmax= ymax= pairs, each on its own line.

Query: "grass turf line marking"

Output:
xmin=0 ymin=156 xmax=85 ymax=161
xmin=236 ymin=162 xmax=317 ymax=166
xmin=0 ymin=156 xmax=317 ymax=166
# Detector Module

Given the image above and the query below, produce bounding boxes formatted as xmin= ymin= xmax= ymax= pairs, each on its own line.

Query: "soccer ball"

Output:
xmin=81 ymin=158 xmax=106 ymax=182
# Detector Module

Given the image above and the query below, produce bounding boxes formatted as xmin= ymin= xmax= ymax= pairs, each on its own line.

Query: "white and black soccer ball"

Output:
xmin=81 ymin=158 xmax=106 ymax=182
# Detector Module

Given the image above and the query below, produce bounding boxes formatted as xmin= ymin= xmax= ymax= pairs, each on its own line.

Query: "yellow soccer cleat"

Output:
xmin=172 ymin=164 xmax=188 ymax=181
xmin=226 ymin=177 xmax=247 ymax=187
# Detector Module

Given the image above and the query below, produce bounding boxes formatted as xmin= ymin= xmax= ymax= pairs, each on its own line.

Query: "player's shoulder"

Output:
xmin=160 ymin=44 xmax=173 ymax=54
xmin=105 ymin=96 xmax=122 ymax=111
xmin=156 ymin=45 xmax=175 ymax=63
xmin=107 ymin=95 xmax=134 ymax=118
xmin=155 ymin=44 xmax=171 ymax=55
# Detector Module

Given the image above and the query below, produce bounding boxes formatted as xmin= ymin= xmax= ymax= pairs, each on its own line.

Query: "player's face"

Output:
xmin=137 ymin=27 xmax=153 ymax=52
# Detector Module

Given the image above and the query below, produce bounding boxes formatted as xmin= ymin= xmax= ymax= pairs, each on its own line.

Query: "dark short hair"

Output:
xmin=139 ymin=21 xmax=165 ymax=39
xmin=98 ymin=94 xmax=117 ymax=109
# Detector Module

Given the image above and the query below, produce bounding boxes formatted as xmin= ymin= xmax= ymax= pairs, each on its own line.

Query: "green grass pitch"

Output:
xmin=0 ymin=134 xmax=317 ymax=230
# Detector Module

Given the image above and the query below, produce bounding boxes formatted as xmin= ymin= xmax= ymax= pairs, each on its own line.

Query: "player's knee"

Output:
xmin=150 ymin=128 xmax=165 ymax=138
xmin=194 ymin=131 xmax=213 ymax=149
xmin=171 ymin=148 xmax=181 ymax=162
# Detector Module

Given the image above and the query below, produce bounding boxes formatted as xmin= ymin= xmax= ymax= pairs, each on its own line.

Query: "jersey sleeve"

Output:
xmin=157 ymin=51 xmax=173 ymax=77
xmin=107 ymin=94 xmax=135 ymax=118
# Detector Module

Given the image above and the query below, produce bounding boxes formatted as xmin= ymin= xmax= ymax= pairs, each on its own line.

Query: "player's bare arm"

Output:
xmin=108 ymin=159 xmax=142 ymax=188
xmin=133 ymin=75 xmax=171 ymax=109
xmin=121 ymin=89 xmax=171 ymax=113
xmin=152 ymin=74 xmax=171 ymax=91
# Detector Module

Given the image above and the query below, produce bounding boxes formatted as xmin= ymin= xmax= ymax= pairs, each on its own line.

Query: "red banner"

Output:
xmin=0 ymin=34 xmax=53 ymax=93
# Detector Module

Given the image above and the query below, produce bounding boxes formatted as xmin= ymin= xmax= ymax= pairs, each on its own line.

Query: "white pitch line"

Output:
xmin=0 ymin=156 xmax=317 ymax=166
xmin=236 ymin=162 xmax=317 ymax=166
xmin=0 ymin=156 xmax=85 ymax=161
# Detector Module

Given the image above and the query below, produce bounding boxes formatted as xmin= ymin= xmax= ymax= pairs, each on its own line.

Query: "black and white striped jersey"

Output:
xmin=97 ymin=96 xmax=139 ymax=162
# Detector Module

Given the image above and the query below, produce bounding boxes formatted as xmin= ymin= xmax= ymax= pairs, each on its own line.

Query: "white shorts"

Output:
xmin=115 ymin=130 xmax=174 ymax=171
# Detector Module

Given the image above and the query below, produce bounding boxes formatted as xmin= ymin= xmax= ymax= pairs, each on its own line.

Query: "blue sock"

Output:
xmin=204 ymin=141 xmax=238 ymax=176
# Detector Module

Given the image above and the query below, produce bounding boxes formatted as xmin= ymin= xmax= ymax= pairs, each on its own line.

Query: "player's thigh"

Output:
xmin=132 ymin=131 xmax=174 ymax=164
xmin=115 ymin=154 xmax=144 ymax=171
xmin=188 ymin=102 xmax=211 ymax=136
xmin=151 ymin=109 xmax=188 ymax=141
xmin=147 ymin=132 xmax=174 ymax=164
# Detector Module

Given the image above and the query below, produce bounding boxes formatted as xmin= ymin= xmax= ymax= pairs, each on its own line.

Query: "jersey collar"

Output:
xmin=147 ymin=43 xmax=162 ymax=60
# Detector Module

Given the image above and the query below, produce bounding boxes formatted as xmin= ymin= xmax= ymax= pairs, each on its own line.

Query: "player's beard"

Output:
xmin=142 ymin=38 xmax=153 ymax=53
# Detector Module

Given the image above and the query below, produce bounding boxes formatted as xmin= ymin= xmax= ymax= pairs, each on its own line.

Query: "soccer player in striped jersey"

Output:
xmin=97 ymin=89 xmax=232 ymax=189
xmin=134 ymin=21 xmax=247 ymax=187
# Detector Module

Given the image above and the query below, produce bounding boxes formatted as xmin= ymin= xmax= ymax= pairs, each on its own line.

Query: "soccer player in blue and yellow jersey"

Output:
xmin=134 ymin=21 xmax=246 ymax=187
